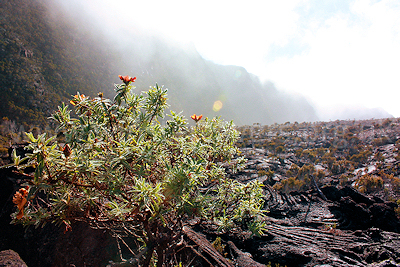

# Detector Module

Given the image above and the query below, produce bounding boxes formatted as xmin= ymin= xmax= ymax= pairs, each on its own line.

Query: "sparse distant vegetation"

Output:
xmin=236 ymin=118 xmax=400 ymax=204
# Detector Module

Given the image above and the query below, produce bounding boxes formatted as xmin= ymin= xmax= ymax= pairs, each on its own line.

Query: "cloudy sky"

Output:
xmin=62 ymin=0 xmax=400 ymax=118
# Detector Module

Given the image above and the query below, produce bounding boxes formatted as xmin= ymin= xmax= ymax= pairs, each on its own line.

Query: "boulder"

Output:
xmin=0 ymin=250 xmax=27 ymax=267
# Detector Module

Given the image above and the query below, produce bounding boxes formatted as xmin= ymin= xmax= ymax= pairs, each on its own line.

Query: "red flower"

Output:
xmin=191 ymin=114 xmax=203 ymax=122
xmin=119 ymin=75 xmax=136 ymax=85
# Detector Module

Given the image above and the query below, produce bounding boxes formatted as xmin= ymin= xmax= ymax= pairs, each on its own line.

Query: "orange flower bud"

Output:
xmin=12 ymin=187 xmax=29 ymax=219
xmin=119 ymin=75 xmax=137 ymax=85
xmin=70 ymin=94 xmax=86 ymax=106
xmin=63 ymin=144 xmax=72 ymax=158
xmin=73 ymin=94 xmax=86 ymax=99
xmin=64 ymin=221 xmax=72 ymax=234
xmin=191 ymin=114 xmax=203 ymax=122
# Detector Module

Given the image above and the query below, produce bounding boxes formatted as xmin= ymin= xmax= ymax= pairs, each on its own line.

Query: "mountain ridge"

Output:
xmin=0 ymin=0 xmax=321 ymax=127
xmin=1 ymin=0 xmax=392 ymax=128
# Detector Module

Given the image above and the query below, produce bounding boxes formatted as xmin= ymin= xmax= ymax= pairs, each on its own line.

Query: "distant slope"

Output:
xmin=0 ymin=0 xmax=318 ymax=127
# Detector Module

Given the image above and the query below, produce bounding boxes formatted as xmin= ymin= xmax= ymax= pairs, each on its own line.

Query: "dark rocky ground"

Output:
xmin=1 ymin=118 xmax=400 ymax=266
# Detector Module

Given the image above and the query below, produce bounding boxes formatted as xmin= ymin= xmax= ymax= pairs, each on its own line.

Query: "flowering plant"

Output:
xmin=12 ymin=77 xmax=266 ymax=266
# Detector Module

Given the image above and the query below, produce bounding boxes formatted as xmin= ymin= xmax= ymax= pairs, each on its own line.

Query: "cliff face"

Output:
xmin=0 ymin=0 xmax=116 ymax=127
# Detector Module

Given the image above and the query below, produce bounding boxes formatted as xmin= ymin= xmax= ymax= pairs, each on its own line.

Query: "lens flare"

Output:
xmin=235 ymin=70 xmax=242 ymax=79
xmin=213 ymin=100 xmax=223 ymax=112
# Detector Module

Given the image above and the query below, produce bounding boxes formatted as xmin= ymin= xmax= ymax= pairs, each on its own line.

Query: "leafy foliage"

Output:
xmin=11 ymin=78 xmax=266 ymax=265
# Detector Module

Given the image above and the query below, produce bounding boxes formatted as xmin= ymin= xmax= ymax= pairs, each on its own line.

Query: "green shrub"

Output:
xmin=10 ymin=77 xmax=267 ymax=266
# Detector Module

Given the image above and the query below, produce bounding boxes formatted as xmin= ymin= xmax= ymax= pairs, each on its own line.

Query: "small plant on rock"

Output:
xmin=354 ymin=174 xmax=384 ymax=193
